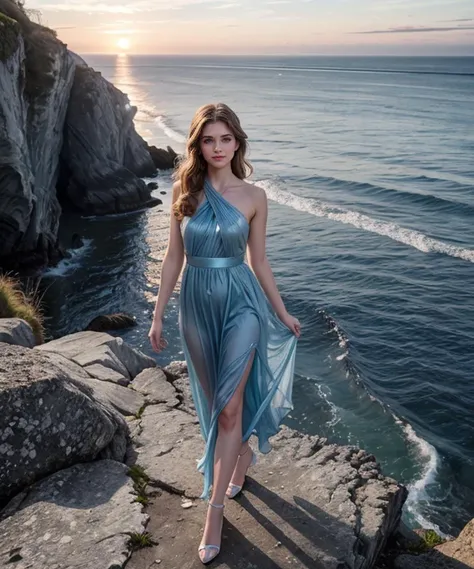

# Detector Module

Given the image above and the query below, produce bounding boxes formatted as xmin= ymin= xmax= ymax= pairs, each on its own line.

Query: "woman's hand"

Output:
xmin=148 ymin=317 xmax=168 ymax=353
xmin=280 ymin=312 xmax=301 ymax=338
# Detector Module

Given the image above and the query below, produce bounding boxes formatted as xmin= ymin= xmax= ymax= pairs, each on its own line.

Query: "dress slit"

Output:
xmin=179 ymin=179 xmax=297 ymax=499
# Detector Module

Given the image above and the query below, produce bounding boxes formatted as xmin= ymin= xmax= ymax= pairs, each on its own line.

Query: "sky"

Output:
xmin=27 ymin=0 xmax=474 ymax=55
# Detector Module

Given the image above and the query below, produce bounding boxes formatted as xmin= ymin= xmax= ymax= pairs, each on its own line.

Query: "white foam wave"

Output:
xmin=256 ymin=179 xmax=474 ymax=264
xmin=316 ymin=383 xmax=341 ymax=428
xmin=155 ymin=115 xmax=187 ymax=144
xmin=42 ymin=239 xmax=94 ymax=277
xmin=393 ymin=415 xmax=451 ymax=538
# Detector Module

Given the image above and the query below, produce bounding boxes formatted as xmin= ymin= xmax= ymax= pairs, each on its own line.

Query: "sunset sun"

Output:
xmin=117 ymin=37 xmax=130 ymax=51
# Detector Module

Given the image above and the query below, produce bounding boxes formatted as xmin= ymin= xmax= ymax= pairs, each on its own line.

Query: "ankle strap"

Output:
xmin=209 ymin=502 xmax=224 ymax=509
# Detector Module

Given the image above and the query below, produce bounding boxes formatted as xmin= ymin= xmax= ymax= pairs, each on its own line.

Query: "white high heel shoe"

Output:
xmin=198 ymin=502 xmax=224 ymax=564
xmin=226 ymin=448 xmax=257 ymax=499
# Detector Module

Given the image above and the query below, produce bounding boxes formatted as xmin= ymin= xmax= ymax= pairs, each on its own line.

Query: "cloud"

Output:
xmin=441 ymin=18 xmax=474 ymax=22
xmin=210 ymin=2 xmax=240 ymax=8
xmin=372 ymin=0 xmax=474 ymax=10
xmin=33 ymin=0 xmax=219 ymax=13
xmin=353 ymin=25 xmax=474 ymax=34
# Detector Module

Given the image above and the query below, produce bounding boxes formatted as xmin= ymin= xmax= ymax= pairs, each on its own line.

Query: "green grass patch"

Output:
xmin=0 ymin=274 xmax=44 ymax=344
xmin=128 ymin=531 xmax=155 ymax=550
xmin=422 ymin=530 xmax=445 ymax=548
xmin=128 ymin=464 xmax=150 ymax=506
xmin=407 ymin=529 xmax=445 ymax=554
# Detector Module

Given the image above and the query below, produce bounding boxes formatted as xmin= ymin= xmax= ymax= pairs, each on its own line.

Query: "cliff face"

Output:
xmin=0 ymin=1 xmax=159 ymax=272
xmin=59 ymin=64 xmax=156 ymax=215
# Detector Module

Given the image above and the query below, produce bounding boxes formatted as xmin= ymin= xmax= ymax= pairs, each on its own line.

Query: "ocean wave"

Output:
xmin=155 ymin=115 xmax=187 ymax=144
xmin=304 ymin=174 xmax=474 ymax=214
xmin=320 ymin=310 xmax=352 ymax=365
xmin=42 ymin=239 xmax=94 ymax=277
xmin=316 ymin=383 xmax=341 ymax=428
xmin=392 ymin=414 xmax=451 ymax=538
xmin=257 ymin=178 xmax=474 ymax=263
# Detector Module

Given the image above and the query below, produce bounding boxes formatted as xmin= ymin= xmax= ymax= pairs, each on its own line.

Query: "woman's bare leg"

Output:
xmin=199 ymin=353 xmax=254 ymax=562
xmin=227 ymin=439 xmax=254 ymax=493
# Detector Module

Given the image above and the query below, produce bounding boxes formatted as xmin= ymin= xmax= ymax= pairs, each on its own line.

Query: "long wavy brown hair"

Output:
xmin=173 ymin=103 xmax=253 ymax=220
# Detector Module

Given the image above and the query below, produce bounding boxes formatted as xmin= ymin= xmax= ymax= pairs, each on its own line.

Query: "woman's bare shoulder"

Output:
xmin=241 ymin=181 xmax=266 ymax=204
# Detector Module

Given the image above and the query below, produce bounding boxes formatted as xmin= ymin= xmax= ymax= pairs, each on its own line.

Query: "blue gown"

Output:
xmin=179 ymin=178 xmax=297 ymax=498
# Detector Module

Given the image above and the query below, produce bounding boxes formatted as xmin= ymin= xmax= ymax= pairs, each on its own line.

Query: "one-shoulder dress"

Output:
xmin=179 ymin=179 xmax=297 ymax=498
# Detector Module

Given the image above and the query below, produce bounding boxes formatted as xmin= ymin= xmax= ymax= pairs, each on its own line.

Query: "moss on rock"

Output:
xmin=0 ymin=12 xmax=20 ymax=63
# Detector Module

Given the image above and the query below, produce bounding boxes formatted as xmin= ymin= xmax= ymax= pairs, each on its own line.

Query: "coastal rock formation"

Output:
xmin=0 ymin=460 xmax=148 ymax=568
xmin=0 ymin=317 xmax=35 ymax=348
xmin=436 ymin=519 xmax=474 ymax=567
xmin=0 ymin=1 xmax=173 ymax=272
xmin=147 ymin=143 xmax=179 ymax=170
xmin=0 ymin=342 xmax=130 ymax=506
xmin=0 ymin=329 xmax=156 ymax=567
xmin=34 ymin=330 xmax=156 ymax=379
xmin=127 ymin=360 xmax=408 ymax=569
xmin=58 ymin=63 xmax=157 ymax=215
xmin=394 ymin=520 xmax=474 ymax=569
xmin=0 ymin=327 xmax=410 ymax=568
xmin=85 ymin=312 xmax=137 ymax=332
xmin=0 ymin=2 xmax=75 ymax=270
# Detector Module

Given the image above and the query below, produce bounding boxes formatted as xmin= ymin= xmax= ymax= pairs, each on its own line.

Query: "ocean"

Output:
xmin=42 ymin=55 xmax=474 ymax=537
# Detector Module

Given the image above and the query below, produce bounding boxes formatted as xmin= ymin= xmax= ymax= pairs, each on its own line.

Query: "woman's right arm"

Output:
xmin=148 ymin=181 xmax=184 ymax=352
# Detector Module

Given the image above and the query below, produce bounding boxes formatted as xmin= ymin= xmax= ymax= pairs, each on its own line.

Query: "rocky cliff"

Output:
xmin=0 ymin=0 xmax=173 ymax=273
xmin=1 ymin=319 xmax=473 ymax=568
xmin=0 ymin=326 xmax=407 ymax=569
xmin=57 ymin=62 xmax=157 ymax=215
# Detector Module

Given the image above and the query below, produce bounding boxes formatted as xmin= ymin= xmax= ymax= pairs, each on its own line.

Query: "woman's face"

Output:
xmin=199 ymin=121 xmax=239 ymax=169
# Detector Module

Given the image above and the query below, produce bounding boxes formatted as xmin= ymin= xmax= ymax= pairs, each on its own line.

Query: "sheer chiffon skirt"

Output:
xmin=179 ymin=262 xmax=297 ymax=498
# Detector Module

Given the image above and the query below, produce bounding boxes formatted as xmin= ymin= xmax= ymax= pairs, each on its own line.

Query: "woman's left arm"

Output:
xmin=247 ymin=187 xmax=301 ymax=337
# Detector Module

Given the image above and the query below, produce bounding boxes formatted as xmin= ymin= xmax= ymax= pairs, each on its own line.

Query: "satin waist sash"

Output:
xmin=186 ymin=254 xmax=245 ymax=269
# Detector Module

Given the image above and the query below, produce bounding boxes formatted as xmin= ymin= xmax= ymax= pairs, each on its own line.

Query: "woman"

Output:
xmin=148 ymin=102 xmax=300 ymax=564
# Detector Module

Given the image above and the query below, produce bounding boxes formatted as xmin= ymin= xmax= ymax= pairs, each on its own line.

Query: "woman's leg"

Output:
xmin=199 ymin=352 xmax=255 ymax=560
xmin=227 ymin=439 xmax=253 ymax=492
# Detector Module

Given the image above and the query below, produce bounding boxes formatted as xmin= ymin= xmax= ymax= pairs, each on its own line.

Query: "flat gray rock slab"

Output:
xmin=125 ymin=489 xmax=343 ymax=569
xmin=45 ymin=351 xmax=145 ymax=417
xmin=35 ymin=331 xmax=115 ymax=359
xmin=131 ymin=367 xmax=180 ymax=407
xmin=0 ymin=460 xmax=148 ymax=569
xmin=73 ymin=344 xmax=131 ymax=379
xmin=0 ymin=318 xmax=36 ymax=348
xmin=82 ymin=376 xmax=146 ymax=417
xmin=84 ymin=363 xmax=129 ymax=386
xmin=35 ymin=331 xmax=156 ymax=379
xmin=135 ymin=405 xmax=203 ymax=496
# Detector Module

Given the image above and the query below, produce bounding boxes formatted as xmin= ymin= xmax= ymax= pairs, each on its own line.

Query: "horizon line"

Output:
xmin=78 ymin=52 xmax=474 ymax=57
